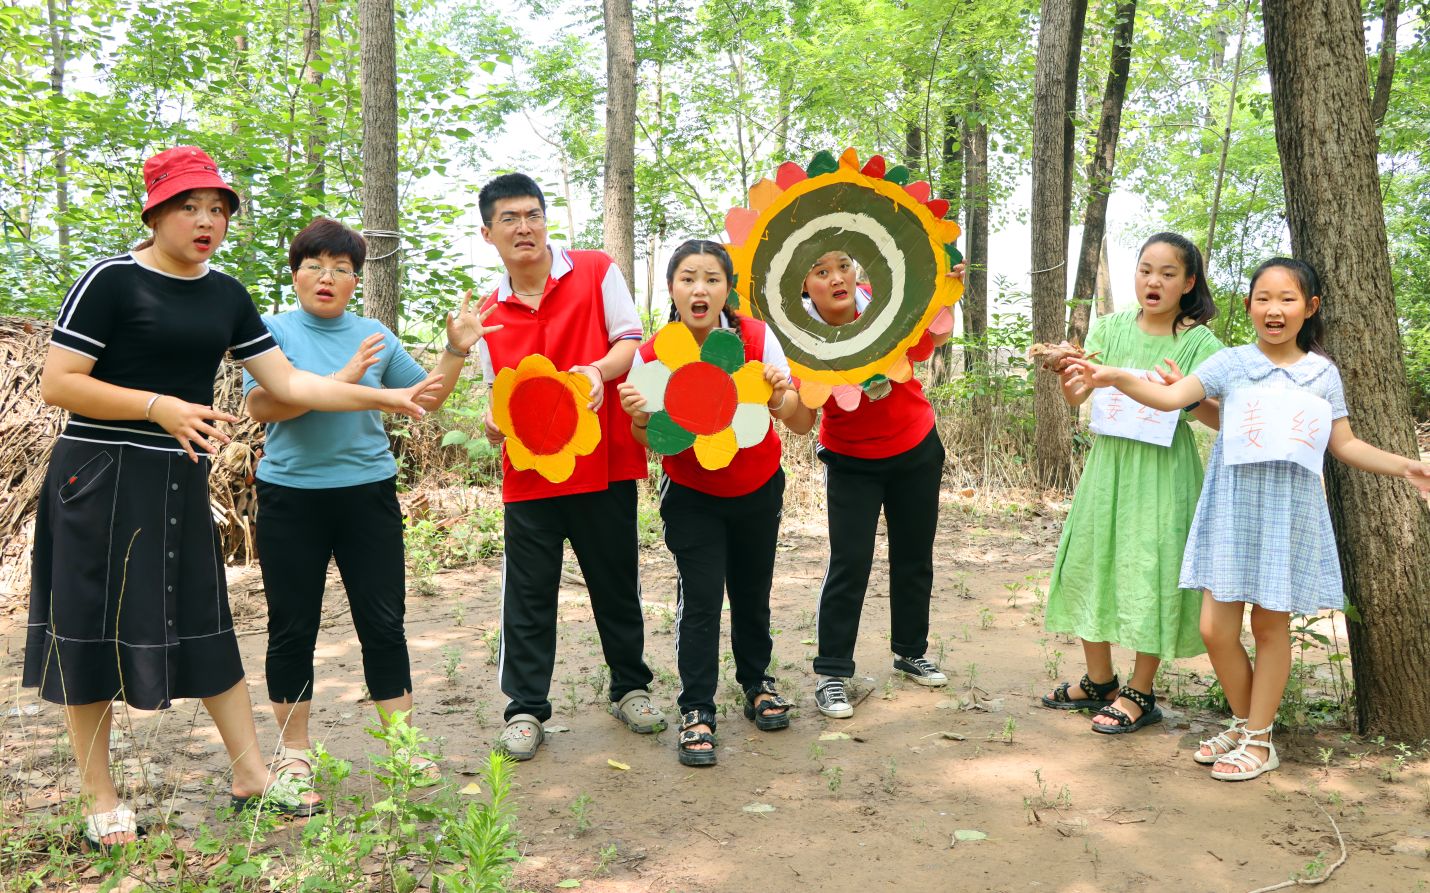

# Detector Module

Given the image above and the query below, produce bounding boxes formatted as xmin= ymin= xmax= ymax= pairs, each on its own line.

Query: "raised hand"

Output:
xmin=616 ymin=382 xmax=650 ymax=426
xmin=335 ymin=333 xmax=386 ymax=384
xmin=447 ymin=291 xmax=503 ymax=354
xmin=150 ymin=396 xmax=240 ymax=463
xmin=571 ymin=364 xmax=604 ymax=411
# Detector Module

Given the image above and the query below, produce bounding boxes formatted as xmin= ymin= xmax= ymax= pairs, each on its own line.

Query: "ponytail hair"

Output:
xmin=1139 ymin=232 xmax=1218 ymax=332
xmin=665 ymin=238 xmax=736 ymax=328
xmin=1247 ymin=257 xmax=1327 ymax=356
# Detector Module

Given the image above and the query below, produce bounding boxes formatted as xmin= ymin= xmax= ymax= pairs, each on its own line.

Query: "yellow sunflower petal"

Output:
xmin=749 ymin=178 xmax=781 ymax=213
xmin=731 ymin=361 xmax=773 ymax=405
xmin=504 ymin=432 xmax=536 ymax=471
xmin=532 ymin=449 xmax=576 ymax=484
xmin=692 ymin=427 xmax=739 ymax=471
xmin=652 ymin=322 xmax=700 ymax=370
xmin=798 ymin=380 xmax=833 ymax=409
xmin=886 ymin=355 xmax=913 ymax=383
xmin=491 ymin=367 xmax=518 ymax=435
xmin=568 ymin=401 xmax=601 ymax=457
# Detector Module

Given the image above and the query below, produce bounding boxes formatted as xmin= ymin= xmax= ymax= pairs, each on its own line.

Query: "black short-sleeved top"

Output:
xmin=51 ymin=253 xmax=278 ymax=452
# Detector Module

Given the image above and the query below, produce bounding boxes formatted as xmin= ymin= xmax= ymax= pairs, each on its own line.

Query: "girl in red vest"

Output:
xmin=618 ymin=239 xmax=815 ymax=766
xmin=806 ymin=252 xmax=963 ymax=718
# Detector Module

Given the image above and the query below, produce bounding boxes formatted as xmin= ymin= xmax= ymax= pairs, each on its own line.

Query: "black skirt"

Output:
xmin=23 ymin=438 xmax=245 ymax=709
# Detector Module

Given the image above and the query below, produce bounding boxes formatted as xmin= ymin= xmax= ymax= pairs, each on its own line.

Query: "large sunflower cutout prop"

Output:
xmin=490 ymin=354 xmax=601 ymax=483
xmin=626 ymin=324 xmax=774 ymax=471
xmin=725 ymin=148 xmax=963 ymax=409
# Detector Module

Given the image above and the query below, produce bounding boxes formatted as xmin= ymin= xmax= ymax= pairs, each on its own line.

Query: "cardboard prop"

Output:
xmin=724 ymin=148 xmax=963 ymax=409
xmin=490 ymin=354 xmax=601 ymax=483
xmin=628 ymin=323 xmax=775 ymax=471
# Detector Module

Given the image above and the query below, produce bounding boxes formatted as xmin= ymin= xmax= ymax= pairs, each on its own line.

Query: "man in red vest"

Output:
xmin=474 ymin=174 xmax=663 ymax=760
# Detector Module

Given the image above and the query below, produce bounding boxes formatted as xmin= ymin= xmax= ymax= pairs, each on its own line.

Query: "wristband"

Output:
xmin=445 ymin=342 xmax=471 ymax=359
xmin=144 ymin=393 xmax=162 ymax=421
xmin=1184 ymin=401 xmax=1201 ymax=412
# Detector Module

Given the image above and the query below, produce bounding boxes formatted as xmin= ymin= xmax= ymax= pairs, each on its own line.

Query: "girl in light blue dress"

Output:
xmin=1068 ymin=258 xmax=1430 ymax=782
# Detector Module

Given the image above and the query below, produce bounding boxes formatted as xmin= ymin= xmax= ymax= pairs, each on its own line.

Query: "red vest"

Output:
xmin=817 ymin=377 xmax=935 ymax=459
xmin=481 ymin=250 xmax=648 ymax=503
xmin=638 ymin=317 xmax=782 ymax=497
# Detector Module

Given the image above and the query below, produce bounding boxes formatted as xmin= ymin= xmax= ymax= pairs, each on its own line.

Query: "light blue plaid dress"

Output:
xmin=1179 ymin=345 xmax=1348 ymax=612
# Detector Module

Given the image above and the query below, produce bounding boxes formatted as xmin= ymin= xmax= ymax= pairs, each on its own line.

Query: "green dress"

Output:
xmin=1044 ymin=311 xmax=1224 ymax=660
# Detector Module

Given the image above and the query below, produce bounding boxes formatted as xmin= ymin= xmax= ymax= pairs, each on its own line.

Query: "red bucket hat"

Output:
xmin=141 ymin=146 xmax=240 ymax=220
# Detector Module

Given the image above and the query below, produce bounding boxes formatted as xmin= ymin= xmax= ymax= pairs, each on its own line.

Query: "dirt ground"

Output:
xmin=3 ymin=490 xmax=1430 ymax=893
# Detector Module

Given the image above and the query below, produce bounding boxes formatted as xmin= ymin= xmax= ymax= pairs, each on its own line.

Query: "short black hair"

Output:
xmin=288 ymin=217 xmax=367 ymax=273
xmin=479 ymin=173 xmax=546 ymax=227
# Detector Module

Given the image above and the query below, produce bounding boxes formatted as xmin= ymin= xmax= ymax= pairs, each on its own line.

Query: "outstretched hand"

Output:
xmin=446 ymin=290 xmax=503 ymax=354
xmin=1406 ymin=461 xmax=1430 ymax=500
xmin=150 ymin=396 xmax=240 ymax=463
xmin=1063 ymin=358 xmax=1123 ymax=392
xmin=381 ymin=371 xmax=444 ymax=419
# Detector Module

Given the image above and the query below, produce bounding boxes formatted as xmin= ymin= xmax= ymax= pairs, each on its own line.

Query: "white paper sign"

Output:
xmin=1222 ymin=386 xmax=1332 ymax=476
xmin=1089 ymin=368 xmax=1180 ymax=447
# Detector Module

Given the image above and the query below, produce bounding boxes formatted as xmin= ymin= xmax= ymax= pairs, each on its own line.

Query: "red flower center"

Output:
xmin=510 ymin=376 xmax=578 ymax=455
xmin=665 ymin=362 xmax=737 ymax=436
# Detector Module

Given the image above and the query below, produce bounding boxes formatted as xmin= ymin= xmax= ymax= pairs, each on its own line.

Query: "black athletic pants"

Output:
xmin=659 ymin=470 xmax=784 ymax=717
xmin=499 ymin=480 xmax=652 ymax=723
xmin=813 ymin=429 xmax=944 ymax=678
xmin=257 ymin=477 xmax=412 ymax=703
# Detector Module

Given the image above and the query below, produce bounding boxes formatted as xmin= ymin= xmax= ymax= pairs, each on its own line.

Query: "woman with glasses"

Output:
xmin=242 ymin=217 xmax=496 ymax=783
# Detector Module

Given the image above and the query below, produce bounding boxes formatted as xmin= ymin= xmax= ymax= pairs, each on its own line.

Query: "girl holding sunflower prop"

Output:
xmin=618 ymin=239 xmax=814 ymax=767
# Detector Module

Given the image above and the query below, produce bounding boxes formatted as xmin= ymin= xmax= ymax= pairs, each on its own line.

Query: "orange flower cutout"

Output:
xmin=490 ymin=354 xmax=601 ymax=483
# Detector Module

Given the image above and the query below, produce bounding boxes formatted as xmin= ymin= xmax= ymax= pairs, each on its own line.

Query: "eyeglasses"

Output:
xmin=494 ymin=211 xmax=546 ymax=228
xmin=298 ymin=263 xmax=356 ymax=281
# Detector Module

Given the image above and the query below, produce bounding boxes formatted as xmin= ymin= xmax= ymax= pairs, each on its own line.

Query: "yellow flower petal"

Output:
xmin=652 ymin=322 xmax=700 ymax=370
xmin=491 ymin=367 xmax=517 ymax=435
xmin=798 ymin=380 xmax=833 ymax=409
xmin=749 ymin=178 xmax=781 ymax=213
xmin=731 ymin=361 xmax=772 ymax=405
xmin=532 ymin=450 xmax=576 ymax=484
xmin=504 ymin=432 xmax=536 ymax=471
xmin=692 ymin=427 xmax=739 ymax=471
xmin=886 ymin=355 xmax=913 ymax=383
xmin=568 ymin=400 xmax=601 ymax=457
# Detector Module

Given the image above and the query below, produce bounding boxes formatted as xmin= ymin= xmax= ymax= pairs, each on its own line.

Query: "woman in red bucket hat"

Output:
xmin=22 ymin=145 xmax=444 ymax=849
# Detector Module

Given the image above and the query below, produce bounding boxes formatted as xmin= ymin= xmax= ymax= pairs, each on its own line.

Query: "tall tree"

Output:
xmin=44 ymin=0 xmax=70 ymax=272
xmin=602 ymin=0 xmax=636 ymax=291
xmin=1030 ymin=0 xmax=1081 ymax=487
xmin=1370 ymin=0 xmax=1400 ymax=128
xmin=961 ymin=108 xmax=989 ymax=372
xmin=1067 ymin=0 xmax=1136 ymax=345
xmin=359 ymin=0 xmax=399 ymax=331
xmin=1263 ymin=0 xmax=1430 ymax=739
xmin=302 ymin=0 xmax=326 ymax=199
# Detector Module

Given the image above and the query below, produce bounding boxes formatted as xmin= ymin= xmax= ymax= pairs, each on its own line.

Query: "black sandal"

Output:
xmin=1041 ymin=673 xmax=1119 ymax=710
xmin=743 ymin=681 xmax=792 ymax=731
xmin=1090 ymin=685 xmax=1163 ymax=734
xmin=677 ymin=710 xmax=718 ymax=767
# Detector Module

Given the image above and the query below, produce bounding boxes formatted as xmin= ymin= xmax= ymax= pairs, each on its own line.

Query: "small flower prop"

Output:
xmin=724 ymin=147 xmax=962 ymax=408
xmin=627 ymin=324 xmax=774 ymax=470
xmin=490 ymin=354 xmax=601 ymax=483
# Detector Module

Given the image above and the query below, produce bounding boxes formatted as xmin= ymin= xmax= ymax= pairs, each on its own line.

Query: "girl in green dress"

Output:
xmin=1040 ymin=232 xmax=1223 ymax=733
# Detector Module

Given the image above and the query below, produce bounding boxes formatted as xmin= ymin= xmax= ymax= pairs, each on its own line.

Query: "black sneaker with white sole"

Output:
xmin=893 ymin=655 xmax=948 ymax=687
xmin=814 ymin=678 xmax=854 ymax=718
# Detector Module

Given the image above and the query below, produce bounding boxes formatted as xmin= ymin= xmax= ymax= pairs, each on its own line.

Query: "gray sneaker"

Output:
xmin=893 ymin=655 xmax=948 ymax=687
xmin=815 ymin=678 xmax=854 ymax=718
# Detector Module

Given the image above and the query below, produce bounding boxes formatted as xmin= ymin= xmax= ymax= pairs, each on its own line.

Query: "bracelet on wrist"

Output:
xmin=633 ymin=421 xmax=648 ymax=429
xmin=144 ymin=393 xmax=162 ymax=421
xmin=1184 ymin=401 xmax=1201 ymax=412
xmin=445 ymin=342 xmax=471 ymax=359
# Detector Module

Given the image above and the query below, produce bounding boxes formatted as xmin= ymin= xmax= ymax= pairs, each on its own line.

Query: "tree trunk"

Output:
xmin=905 ymin=121 xmax=924 ymax=178
xmin=961 ymin=112 xmax=989 ymax=373
xmin=303 ymin=0 xmax=326 ymax=200
xmin=1094 ymin=235 xmax=1114 ymax=318
xmin=931 ymin=110 xmax=961 ymax=384
xmin=359 ymin=0 xmax=400 ymax=331
xmin=602 ymin=0 xmax=636 ymax=290
xmin=1067 ymin=0 xmax=1136 ymax=346
xmin=45 ymin=0 xmax=69 ymax=271
xmin=1060 ymin=0 xmax=1089 ymax=237
xmin=1370 ymin=0 xmax=1400 ymax=128
xmin=1031 ymin=0 xmax=1080 ymax=488
xmin=1204 ymin=0 xmax=1252 ymax=268
xmin=1263 ymin=0 xmax=1430 ymax=740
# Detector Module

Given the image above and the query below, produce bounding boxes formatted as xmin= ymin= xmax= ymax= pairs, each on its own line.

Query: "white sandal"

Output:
xmin=1193 ymin=715 xmax=1248 ymax=765
xmin=274 ymin=745 xmax=315 ymax=779
xmin=1209 ymin=725 xmax=1279 ymax=781
xmin=83 ymin=801 xmax=140 ymax=849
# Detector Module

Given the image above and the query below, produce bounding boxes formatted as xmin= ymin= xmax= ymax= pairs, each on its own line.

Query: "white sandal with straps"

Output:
xmin=274 ymin=745 xmax=315 ymax=779
xmin=84 ymin=800 xmax=140 ymax=849
xmin=1193 ymin=715 xmax=1248 ymax=765
xmin=1210 ymin=725 xmax=1279 ymax=781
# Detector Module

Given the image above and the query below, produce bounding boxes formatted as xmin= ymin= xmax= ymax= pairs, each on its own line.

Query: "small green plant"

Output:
xmin=569 ymin=793 xmax=594 ymax=836
xmin=1003 ymin=581 xmax=1023 ymax=608
xmin=482 ymin=627 xmax=501 ymax=665
xmin=978 ymin=606 xmax=995 ymax=630
xmin=596 ymin=842 xmax=620 ymax=875
xmin=881 ymin=678 xmax=897 ymax=700
xmin=880 ymin=757 xmax=899 ymax=795
xmin=443 ymin=646 xmax=462 ymax=685
xmin=997 ymin=716 xmax=1017 ymax=745
xmin=404 ymin=518 xmax=444 ymax=596
xmin=823 ymin=765 xmax=843 ymax=793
